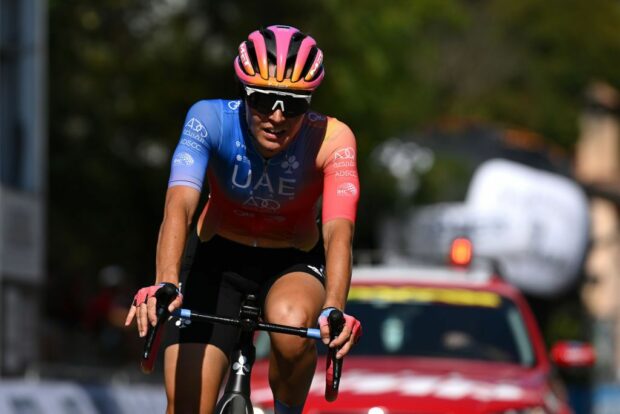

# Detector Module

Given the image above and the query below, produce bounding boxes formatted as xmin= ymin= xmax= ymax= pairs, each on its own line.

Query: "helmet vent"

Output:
xmin=244 ymin=41 xmax=260 ymax=74
xmin=286 ymin=32 xmax=306 ymax=79
xmin=261 ymin=28 xmax=277 ymax=65
xmin=300 ymin=47 xmax=319 ymax=80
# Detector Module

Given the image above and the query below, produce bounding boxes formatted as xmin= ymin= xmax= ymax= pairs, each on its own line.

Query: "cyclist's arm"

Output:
xmin=322 ymin=218 xmax=354 ymax=312
xmin=126 ymin=101 xmax=217 ymax=335
xmin=147 ymin=186 xmax=199 ymax=328
xmin=155 ymin=185 xmax=201 ymax=287
xmin=126 ymin=186 xmax=199 ymax=337
xmin=318 ymin=118 xmax=360 ymax=356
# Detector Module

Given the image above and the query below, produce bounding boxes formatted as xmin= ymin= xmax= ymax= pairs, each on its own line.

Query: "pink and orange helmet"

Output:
xmin=234 ymin=25 xmax=324 ymax=92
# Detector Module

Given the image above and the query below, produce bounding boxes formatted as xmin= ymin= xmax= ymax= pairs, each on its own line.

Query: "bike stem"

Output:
xmin=220 ymin=295 xmax=260 ymax=397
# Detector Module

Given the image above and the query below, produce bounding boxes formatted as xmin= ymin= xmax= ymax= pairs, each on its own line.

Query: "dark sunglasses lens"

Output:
xmin=282 ymin=97 xmax=310 ymax=117
xmin=246 ymin=92 xmax=309 ymax=117
xmin=246 ymin=93 xmax=273 ymax=114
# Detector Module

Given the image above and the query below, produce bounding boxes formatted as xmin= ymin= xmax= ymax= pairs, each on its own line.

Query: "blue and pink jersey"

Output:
xmin=168 ymin=99 xmax=359 ymax=250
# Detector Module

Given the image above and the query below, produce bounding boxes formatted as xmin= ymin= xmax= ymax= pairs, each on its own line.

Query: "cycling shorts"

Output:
xmin=167 ymin=233 xmax=326 ymax=358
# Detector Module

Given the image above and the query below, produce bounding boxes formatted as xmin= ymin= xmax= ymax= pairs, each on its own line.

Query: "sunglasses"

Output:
xmin=244 ymin=86 xmax=311 ymax=117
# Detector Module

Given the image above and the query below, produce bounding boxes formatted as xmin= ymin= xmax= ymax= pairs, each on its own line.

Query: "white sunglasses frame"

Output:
xmin=243 ymin=86 xmax=312 ymax=104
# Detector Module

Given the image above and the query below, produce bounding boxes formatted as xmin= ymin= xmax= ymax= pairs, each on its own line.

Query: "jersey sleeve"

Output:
xmin=321 ymin=119 xmax=360 ymax=223
xmin=168 ymin=100 xmax=221 ymax=191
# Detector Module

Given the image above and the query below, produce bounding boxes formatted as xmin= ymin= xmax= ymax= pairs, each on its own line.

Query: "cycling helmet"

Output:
xmin=234 ymin=25 xmax=324 ymax=92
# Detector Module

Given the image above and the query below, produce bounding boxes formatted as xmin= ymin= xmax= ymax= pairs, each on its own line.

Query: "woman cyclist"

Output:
xmin=125 ymin=24 xmax=362 ymax=414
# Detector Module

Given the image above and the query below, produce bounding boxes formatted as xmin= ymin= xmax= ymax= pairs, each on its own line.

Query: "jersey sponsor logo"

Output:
xmin=228 ymin=100 xmax=242 ymax=110
xmin=334 ymin=147 xmax=356 ymax=160
xmin=265 ymin=215 xmax=286 ymax=223
xmin=232 ymin=164 xmax=252 ymax=188
xmin=233 ymin=209 xmax=255 ymax=218
xmin=281 ymin=155 xmax=299 ymax=173
xmin=173 ymin=152 xmax=194 ymax=166
xmin=307 ymin=112 xmax=325 ymax=122
xmin=278 ymin=177 xmax=296 ymax=197
xmin=337 ymin=182 xmax=358 ymax=197
xmin=243 ymin=196 xmax=281 ymax=211
xmin=335 ymin=170 xmax=358 ymax=177
xmin=183 ymin=129 xmax=207 ymax=144
xmin=183 ymin=117 xmax=208 ymax=142
xmin=232 ymin=169 xmax=296 ymax=198
xmin=181 ymin=138 xmax=203 ymax=152
xmin=333 ymin=161 xmax=356 ymax=168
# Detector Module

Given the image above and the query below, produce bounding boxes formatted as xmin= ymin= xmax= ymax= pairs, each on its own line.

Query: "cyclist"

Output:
xmin=125 ymin=24 xmax=362 ymax=414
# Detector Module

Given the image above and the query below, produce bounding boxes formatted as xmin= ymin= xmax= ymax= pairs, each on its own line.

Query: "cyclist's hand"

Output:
xmin=124 ymin=283 xmax=183 ymax=337
xmin=318 ymin=307 xmax=362 ymax=359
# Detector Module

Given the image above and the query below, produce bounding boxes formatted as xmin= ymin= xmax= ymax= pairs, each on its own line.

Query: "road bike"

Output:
xmin=140 ymin=282 xmax=345 ymax=413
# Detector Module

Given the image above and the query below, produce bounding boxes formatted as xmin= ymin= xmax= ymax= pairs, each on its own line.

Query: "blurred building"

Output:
xmin=576 ymin=81 xmax=620 ymax=382
xmin=0 ymin=0 xmax=47 ymax=376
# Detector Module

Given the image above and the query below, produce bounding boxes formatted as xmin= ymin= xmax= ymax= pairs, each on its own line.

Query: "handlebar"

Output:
xmin=140 ymin=294 xmax=344 ymax=402
xmin=172 ymin=308 xmax=321 ymax=339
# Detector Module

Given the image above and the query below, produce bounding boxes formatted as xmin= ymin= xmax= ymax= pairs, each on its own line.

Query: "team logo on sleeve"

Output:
xmin=183 ymin=117 xmax=208 ymax=143
xmin=334 ymin=147 xmax=355 ymax=160
xmin=333 ymin=147 xmax=356 ymax=168
xmin=337 ymin=182 xmax=358 ymax=197
xmin=173 ymin=152 xmax=194 ymax=166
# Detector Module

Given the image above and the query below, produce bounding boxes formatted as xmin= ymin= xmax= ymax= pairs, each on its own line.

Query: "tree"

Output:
xmin=47 ymin=0 xmax=620 ymax=366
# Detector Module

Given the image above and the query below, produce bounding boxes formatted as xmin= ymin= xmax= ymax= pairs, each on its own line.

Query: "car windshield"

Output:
xmin=339 ymin=286 xmax=536 ymax=366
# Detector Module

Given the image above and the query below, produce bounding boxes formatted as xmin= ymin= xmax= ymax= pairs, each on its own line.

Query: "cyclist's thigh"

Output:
xmin=164 ymin=343 xmax=228 ymax=414
xmin=263 ymin=271 xmax=325 ymax=327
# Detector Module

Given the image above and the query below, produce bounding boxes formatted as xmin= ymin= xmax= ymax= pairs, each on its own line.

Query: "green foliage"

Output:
xmin=48 ymin=0 xmax=620 ymax=291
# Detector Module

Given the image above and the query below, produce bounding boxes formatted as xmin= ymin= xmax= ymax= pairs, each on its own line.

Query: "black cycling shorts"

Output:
xmin=167 ymin=233 xmax=325 ymax=358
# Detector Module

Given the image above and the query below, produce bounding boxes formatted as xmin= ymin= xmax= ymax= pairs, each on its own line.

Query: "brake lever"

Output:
xmin=141 ymin=283 xmax=178 ymax=373
xmin=326 ymin=309 xmax=345 ymax=401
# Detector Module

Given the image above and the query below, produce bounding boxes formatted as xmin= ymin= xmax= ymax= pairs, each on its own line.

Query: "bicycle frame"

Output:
xmin=140 ymin=283 xmax=344 ymax=414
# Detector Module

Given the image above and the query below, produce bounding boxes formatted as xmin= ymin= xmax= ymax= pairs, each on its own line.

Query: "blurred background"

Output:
xmin=1 ymin=0 xmax=620 ymax=412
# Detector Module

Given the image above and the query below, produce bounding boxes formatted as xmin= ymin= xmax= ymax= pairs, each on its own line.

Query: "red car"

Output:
xmin=251 ymin=257 xmax=594 ymax=413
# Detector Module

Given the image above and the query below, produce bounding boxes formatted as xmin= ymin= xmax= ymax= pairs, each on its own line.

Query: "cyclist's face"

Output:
xmin=245 ymin=101 xmax=305 ymax=158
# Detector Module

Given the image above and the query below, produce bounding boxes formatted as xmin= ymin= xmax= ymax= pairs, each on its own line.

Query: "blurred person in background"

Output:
xmin=83 ymin=265 xmax=137 ymax=363
xmin=125 ymin=24 xmax=362 ymax=413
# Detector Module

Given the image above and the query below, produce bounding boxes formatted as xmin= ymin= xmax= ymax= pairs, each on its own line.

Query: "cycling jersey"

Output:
xmin=168 ymin=99 xmax=359 ymax=250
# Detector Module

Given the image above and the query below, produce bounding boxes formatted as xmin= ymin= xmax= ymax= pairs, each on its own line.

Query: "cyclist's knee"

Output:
xmin=267 ymin=301 xmax=315 ymax=329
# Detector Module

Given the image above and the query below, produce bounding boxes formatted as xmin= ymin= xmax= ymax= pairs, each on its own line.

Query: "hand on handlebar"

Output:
xmin=318 ymin=307 xmax=362 ymax=359
xmin=124 ymin=283 xmax=183 ymax=337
